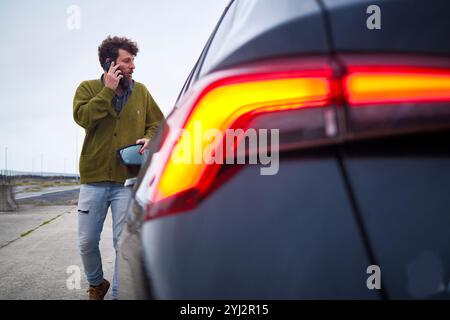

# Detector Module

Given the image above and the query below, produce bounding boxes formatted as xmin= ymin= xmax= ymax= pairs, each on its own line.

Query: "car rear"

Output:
xmin=130 ymin=0 xmax=450 ymax=299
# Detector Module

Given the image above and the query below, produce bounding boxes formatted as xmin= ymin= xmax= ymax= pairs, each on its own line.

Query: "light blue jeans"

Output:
xmin=77 ymin=183 xmax=132 ymax=299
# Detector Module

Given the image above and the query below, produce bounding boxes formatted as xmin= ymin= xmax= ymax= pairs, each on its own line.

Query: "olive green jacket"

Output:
xmin=73 ymin=79 xmax=164 ymax=184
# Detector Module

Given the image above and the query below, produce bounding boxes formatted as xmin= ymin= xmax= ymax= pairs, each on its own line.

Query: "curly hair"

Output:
xmin=98 ymin=36 xmax=139 ymax=67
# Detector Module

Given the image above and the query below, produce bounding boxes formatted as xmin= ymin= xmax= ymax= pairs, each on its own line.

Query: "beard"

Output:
xmin=119 ymin=75 xmax=131 ymax=89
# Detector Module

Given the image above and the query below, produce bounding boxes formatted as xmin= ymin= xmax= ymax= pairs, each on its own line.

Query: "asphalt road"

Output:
xmin=17 ymin=189 xmax=81 ymax=206
xmin=15 ymin=185 xmax=80 ymax=200
xmin=0 ymin=205 xmax=115 ymax=300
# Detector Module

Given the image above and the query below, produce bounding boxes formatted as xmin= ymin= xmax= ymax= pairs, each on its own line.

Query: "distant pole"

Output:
xmin=40 ymin=154 xmax=43 ymax=177
xmin=32 ymin=158 xmax=35 ymax=173
xmin=64 ymin=158 xmax=67 ymax=176
xmin=5 ymin=147 xmax=7 ymax=171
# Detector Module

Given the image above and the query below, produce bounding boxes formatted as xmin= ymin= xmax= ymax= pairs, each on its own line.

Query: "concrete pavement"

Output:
xmin=0 ymin=205 xmax=115 ymax=300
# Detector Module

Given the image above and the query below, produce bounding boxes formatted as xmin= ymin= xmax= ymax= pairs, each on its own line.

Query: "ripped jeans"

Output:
xmin=77 ymin=183 xmax=132 ymax=299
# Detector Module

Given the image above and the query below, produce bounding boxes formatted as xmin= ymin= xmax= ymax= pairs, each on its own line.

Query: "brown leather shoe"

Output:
xmin=87 ymin=279 xmax=110 ymax=300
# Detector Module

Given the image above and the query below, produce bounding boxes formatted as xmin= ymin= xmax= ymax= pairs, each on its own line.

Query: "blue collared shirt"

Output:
xmin=101 ymin=75 xmax=134 ymax=113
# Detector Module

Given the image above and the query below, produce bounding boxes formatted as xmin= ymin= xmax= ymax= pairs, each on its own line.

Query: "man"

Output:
xmin=73 ymin=36 xmax=164 ymax=300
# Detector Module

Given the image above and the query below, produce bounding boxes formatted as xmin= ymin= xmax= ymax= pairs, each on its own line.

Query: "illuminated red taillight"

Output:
xmin=140 ymin=56 xmax=450 ymax=220
xmin=344 ymin=66 xmax=450 ymax=105
xmin=158 ymin=72 xmax=334 ymax=200
xmin=342 ymin=58 xmax=450 ymax=137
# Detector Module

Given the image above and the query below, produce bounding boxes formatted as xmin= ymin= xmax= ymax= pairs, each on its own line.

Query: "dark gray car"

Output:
xmin=118 ymin=0 xmax=450 ymax=299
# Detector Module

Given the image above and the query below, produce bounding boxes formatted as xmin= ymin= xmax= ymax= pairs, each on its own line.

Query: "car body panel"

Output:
xmin=200 ymin=0 xmax=330 ymax=76
xmin=142 ymin=155 xmax=380 ymax=299
xmin=341 ymin=133 xmax=450 ymax=299
xmin=322 ymin=0 xmax=450 ymax=54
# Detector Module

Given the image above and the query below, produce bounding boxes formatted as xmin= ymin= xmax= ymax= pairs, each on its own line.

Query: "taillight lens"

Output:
xmin=344 ymin=66 xmax=450 ymax=105
xmin=158 ymin=72 xmax=335 ymax=201
xmin=140 ymin=56 xmax=450 ymax=220
xmin=342 ymin=60 xmax=450 ymax=137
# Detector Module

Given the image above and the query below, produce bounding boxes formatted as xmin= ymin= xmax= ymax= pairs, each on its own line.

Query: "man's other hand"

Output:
xmin=136 ymin=138 xmax=150 ymax=154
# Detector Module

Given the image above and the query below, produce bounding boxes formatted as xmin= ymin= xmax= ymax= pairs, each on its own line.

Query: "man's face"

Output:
xmin=116 ymin=48 xmax=135 ymax=81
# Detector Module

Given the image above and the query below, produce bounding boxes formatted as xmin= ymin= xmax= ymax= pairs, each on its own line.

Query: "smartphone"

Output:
xmin=102 ymin=58 xmax=129 ymax=88
xmin=102 ymin=58 xmax=112 ymax=72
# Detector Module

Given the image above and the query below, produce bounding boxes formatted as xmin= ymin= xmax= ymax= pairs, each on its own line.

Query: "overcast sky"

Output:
xmin=0 ymin=0 xmax=229 ymax=174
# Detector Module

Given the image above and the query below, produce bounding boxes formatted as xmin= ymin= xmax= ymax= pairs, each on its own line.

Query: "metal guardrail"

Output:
xmin=0 ymin=170 xmax=79 ymax=181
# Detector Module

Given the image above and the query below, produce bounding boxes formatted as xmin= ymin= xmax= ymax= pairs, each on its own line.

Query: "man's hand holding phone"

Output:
xmin=104 ymin=61 xmax=123 ymax=91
